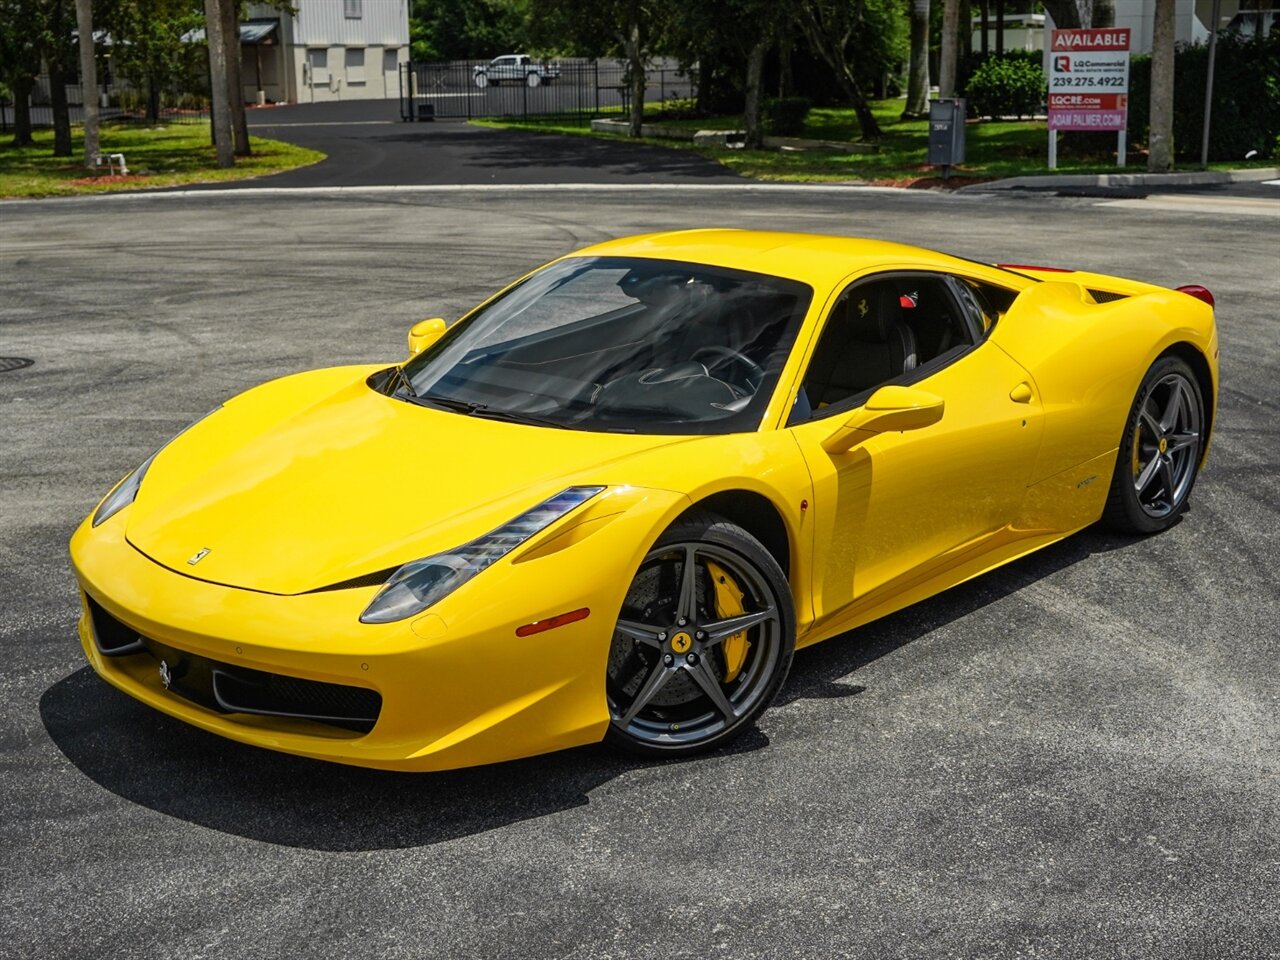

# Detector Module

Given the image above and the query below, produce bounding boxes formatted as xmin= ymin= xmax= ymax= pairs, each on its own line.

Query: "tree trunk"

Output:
xmin=11 ymin=75 xmax=34 ymax=147
xmin=203 ymin=0 xmax=235 ymax=167
xmin=793 ymin=10 xmax=882 ymax=138
xmin=219 ymin=0 xmax=251 ymax=155
xmin=939 ymin=0 xmax=959 ymax=97
xmin=995 ymin=0 xmax=1005 ymax=57
xmin=624 ymin=3 xmax=644 ymax=138
xmin=777 ymin=20 xmax=793 ymax=98
xmin=1041 ymin=1 xmax=1081 ymax=29
xmin=979 ymin=0 xmax=989 ymax=57
xmin=1147 ymin=0 xmax=1176 ymax=171
xmin=74 ymin=0 xmax=99 ymax=166
xmin=50 ymin=60 xmax=72 ymax=156
xmin=148 ymin=76 xmax=160 ymax=124
xmin=903 ymin=0 xmax=931 ymax=118
xmin=743 ymin=39 xmax=766 ymax=149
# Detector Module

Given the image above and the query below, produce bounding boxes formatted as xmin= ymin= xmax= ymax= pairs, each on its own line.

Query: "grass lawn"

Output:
xmin=475 ymin=98 xmax=1275 ymax=184
xmin=0 ymin=122 xmax=324 ymax=198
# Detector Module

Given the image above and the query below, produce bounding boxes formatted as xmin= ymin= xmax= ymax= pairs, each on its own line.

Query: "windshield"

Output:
xmin=401 ymin=256 xmax=813 ymax=434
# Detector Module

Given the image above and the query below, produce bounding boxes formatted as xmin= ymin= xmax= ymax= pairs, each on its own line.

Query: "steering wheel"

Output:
xmin=691 ymin=346 xmax=765 ymax=395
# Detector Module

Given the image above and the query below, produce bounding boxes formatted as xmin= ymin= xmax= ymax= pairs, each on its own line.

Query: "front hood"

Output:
xmin=125 ymin=366 xmax=690 ymax=594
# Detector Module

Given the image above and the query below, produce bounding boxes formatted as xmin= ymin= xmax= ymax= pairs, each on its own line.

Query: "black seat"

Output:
xmin=803 ymin=283 xmax=918 ymax=409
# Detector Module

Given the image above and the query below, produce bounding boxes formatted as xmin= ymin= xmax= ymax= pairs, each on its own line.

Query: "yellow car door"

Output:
xmin=786 ymin=271 xmax=1045 ymax=633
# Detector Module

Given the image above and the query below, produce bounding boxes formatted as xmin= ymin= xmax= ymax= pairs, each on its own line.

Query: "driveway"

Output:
xmin=236 ymin=100 xmax=738 ymax=187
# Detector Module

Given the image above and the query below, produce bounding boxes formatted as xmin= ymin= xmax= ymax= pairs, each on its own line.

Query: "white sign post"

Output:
xmin=1047 ymin=27 xmax=1131 ymax=170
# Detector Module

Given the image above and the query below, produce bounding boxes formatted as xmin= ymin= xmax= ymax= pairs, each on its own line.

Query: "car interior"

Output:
xmin=405 ymin=260 xmax=812 ymax=433
xmin=791 ymin=273 xmax=1002 ymax=424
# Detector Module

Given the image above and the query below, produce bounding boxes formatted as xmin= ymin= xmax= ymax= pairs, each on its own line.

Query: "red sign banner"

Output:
xmin=1049 ymin=93 xmax=1128 ymax=110
xmin=1051 ymin=27 xmax=1131 ymax=51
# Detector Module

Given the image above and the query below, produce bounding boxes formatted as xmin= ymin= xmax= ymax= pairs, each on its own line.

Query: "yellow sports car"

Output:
xmin=71 ymin=231 xmax=1218 ymax=770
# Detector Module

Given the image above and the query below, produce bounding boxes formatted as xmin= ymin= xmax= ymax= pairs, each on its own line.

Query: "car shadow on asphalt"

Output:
xmin=776 ymin=526 xmax=1142 ymax=707
xmin=39 ymin=526 xmax=1138 ymax=852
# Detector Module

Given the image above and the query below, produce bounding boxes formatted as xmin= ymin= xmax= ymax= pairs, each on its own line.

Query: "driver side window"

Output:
xmin=791 ymin=273 xmax=977 ymax=423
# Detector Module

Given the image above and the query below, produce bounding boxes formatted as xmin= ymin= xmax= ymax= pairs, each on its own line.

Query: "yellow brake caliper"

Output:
xmin=705 ymin=561 xmax=750 ymax=683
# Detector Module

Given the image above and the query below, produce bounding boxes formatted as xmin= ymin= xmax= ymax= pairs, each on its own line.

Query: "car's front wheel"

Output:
xmin=1103 ymin=354 xmax=1206 ymax=534
xmin=604 ymin=511 xmax=795 ymax=757
xmin=474 ymin=72 xmax=489 ymax=88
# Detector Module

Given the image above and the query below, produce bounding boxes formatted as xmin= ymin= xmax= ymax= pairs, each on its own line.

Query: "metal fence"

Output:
xmin=399 ymin=58 xmax=696 ymax=122
xmin=0 ymin=79 xmax=209 ymax=133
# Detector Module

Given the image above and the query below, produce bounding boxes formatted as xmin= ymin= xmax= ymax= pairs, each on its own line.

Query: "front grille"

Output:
xmin=1088 ymin=289 xmax=1130 ymax=304
xmin=85 ymin=594 xmax=381 ymax=734
xmin=87 ymin=594 xmax=145 ymax=656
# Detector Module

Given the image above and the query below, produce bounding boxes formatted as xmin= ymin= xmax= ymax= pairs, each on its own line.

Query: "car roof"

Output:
xmin=569 ymin=229 xmax=999 ymax=289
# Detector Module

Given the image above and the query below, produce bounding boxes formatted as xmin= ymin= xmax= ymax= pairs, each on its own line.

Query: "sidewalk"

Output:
xmin=968 ymin=166 xmax=1280 ymax=192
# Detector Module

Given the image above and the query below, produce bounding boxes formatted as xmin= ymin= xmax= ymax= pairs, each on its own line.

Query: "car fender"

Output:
xmin=990 ymin=281 xmax=1216 ymax=485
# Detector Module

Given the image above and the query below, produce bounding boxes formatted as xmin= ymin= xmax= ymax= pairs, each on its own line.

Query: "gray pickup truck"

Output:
xmin=473 ymin=54 xmax=561 ymax=88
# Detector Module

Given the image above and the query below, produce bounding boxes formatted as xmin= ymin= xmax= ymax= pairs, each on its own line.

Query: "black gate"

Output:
xmin=399 ymin=58 xmax=695 ymax=122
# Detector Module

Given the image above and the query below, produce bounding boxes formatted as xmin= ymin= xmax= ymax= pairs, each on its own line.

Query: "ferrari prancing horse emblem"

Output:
xmin=159 ymin=660 xmax=172 ymax=689
xmin=187 ymin=547 xmax=211 ymax=565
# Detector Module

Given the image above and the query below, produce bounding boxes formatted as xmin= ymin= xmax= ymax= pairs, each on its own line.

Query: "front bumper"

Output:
xmin=70 ymin=487 xmax=687 ymax=771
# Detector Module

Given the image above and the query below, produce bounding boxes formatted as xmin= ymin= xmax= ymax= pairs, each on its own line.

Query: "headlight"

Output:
xmin=92 ymin=451 xmax=161 ymax=527
xmin=360 ymin=486 xmax=606 ymax=624
xmin=91 ymin=408 xmax=221 ymax=527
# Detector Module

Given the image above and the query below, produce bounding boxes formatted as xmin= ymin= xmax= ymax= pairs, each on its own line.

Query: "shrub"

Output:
xmin=659 ymin=97 xmax=698 ymax=120
xmin=964 ymin=57 xmax=1045 ymax=120
xmin=1128 ymin=31 xmax=1280 ymax=161
xmin=763 ymin=96 xmax=812 ymax=136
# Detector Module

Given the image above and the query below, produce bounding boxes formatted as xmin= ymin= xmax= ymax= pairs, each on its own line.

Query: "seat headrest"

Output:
xmin=846 ymin=284 xmax=902 ymax=343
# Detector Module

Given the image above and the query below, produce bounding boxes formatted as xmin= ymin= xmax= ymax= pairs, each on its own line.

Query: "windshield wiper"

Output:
xmin=388 ymin=366 xmax=418 ymax=399
xmin=415 ymin=393 xmax=564 ymax=428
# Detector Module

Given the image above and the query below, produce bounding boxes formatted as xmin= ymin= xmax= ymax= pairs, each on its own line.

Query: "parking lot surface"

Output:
xmin=1 ymin=186 xmax=1277 ymax=959
xmin=232 ymin=101 xmax=738 ymax=188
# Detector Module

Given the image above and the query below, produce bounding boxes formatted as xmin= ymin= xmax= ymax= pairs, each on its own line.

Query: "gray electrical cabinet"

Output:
xmin=928 ymin=98 xmax=966 ymax=173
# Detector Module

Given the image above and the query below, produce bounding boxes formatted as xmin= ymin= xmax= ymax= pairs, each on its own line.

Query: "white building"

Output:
xmin=240 ymin=0 xmax=410 ymax=104
xmin=976 ymin=1 xmax=1272 ymax=55
xmin=970 ymin=13 xmax=1047 ymax=53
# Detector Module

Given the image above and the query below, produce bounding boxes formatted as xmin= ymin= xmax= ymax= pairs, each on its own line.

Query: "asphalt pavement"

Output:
xmin=237 ymin=100 xmax=738 ymax=187
xmin=2 ymin=186 xmax=1278 ymax=959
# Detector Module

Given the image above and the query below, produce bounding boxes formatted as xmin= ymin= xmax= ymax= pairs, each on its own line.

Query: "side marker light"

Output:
xmin=516 ymin=608 xmax=590 ymax=638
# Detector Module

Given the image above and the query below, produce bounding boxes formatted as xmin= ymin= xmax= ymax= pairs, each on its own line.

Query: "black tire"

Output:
xmin=604 ymin=510 xmax=795 ymax=757
xmin=1103 ymin=354 xmax=1206 ymax=534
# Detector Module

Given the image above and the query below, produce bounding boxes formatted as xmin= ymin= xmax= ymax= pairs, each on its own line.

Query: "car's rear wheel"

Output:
xmin=604 ymin=511 xmax=794 ymax=757
xmin=526 ymin=72 xmax=541 ymax=87
xmin=1103 ymin=355 xmax=1205 ymax=534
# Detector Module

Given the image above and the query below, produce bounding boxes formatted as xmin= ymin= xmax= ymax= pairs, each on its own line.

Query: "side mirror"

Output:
xmin=407 ymin=317 xmax=447 ymax=356
xmin=821 ymin=385 xmax=944 ymax=453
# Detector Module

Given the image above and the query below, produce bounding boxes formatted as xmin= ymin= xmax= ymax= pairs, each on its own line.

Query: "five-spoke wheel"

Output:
xmin=1105 ymin=355 xmax=1206 ymax=533
xmin=605 ymin=512 xmax=794 ymax=755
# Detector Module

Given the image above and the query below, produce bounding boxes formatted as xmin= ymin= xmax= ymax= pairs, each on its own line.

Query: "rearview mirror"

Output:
xmin=821 ymin=385 xmax=944 ymax=453
xmin=408 ymin=317 xmax=447 ymax=356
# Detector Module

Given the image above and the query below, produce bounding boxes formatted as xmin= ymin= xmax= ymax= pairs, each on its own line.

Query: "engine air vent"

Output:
xmin=1088 ymin=289 xmax=1130 ymax=304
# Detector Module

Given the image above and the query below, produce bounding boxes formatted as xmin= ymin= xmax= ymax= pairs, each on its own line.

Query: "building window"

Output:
xmin=345 ymin=47 xmax=366 ymax=84
xmin=344 ymin=0 xmax=362 ymax=19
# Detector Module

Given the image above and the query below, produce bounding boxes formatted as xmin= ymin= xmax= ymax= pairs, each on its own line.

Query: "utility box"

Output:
xmin=928 ymin=98 xmax=966 ymax=173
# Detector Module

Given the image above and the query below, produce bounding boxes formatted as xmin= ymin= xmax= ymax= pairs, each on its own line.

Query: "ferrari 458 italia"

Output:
xmin=71 ymin=230 xmax=1218 ymax=770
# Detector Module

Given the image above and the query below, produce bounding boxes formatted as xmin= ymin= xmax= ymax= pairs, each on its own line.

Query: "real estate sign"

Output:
xmin=1047 ymin=27 xmax=1131 ymax=131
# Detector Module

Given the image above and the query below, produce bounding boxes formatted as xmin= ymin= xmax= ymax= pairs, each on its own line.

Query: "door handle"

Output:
xmin=1009 ymin=382 xmax=1034 ymax=404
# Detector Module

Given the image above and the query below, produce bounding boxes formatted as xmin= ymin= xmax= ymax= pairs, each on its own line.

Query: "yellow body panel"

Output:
xmin=70 ymin=230 xmax=1219 ymax=771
